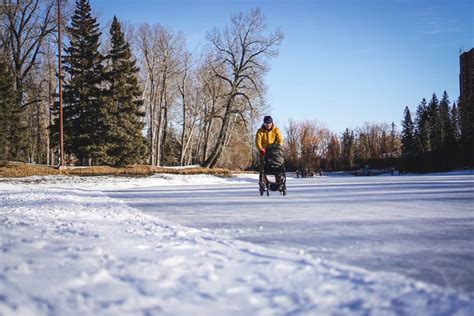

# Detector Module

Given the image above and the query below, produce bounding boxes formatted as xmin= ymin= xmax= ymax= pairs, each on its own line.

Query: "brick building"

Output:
xmin=460 ymin=48 xmax=474 ymax=98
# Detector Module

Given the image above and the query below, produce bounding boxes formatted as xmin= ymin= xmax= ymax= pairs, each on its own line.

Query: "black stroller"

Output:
xmin=259 ymin=143 xmax=287 ymax=196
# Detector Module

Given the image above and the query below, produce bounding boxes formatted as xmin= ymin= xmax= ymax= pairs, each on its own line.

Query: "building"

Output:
xmin=460 ymin=48 xmax=474 ymax=98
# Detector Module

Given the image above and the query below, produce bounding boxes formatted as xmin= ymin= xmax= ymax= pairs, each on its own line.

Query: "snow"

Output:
xmin=1 ymin=172 xmax=473 ymax=315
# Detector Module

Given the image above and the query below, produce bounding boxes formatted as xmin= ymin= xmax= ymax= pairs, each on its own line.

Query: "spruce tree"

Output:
xmin=103 ymin=16 xmax=148 ymax=166
xmin=389 ymin=122 xmax=397 ymax=155
xmin=341 ymin=128 xmax=355 ymax=170
xmin=414 ymin=98 xmax=430 ymax=152
xmin=439 ymin=91 xmax=455 ymax=151
xmin=327 ymin=135 xmax=341 ymax=171
xmin=0 ymin=57 xmax=29 ymax=161
xmin=401 ymin=106 xmax=415 ymax=156
xmin=55 ymin=0 xmax=105 ymax=165
xmin=451 ymin=102 xmax=461 ymax=143
xmin=427 ymin=93 xmax=443 ymax=151
xmin=445 ymin=101 xmax=462 ymax=167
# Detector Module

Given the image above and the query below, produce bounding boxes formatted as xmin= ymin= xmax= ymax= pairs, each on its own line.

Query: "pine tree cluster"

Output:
xmin=400 ymin=91 xmax=473 ymax=171
xmin=51 ymin=0 xmax=147 ymax=166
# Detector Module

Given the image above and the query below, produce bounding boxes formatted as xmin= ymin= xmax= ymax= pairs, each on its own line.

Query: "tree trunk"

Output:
xmin=202 ymin=100 xmax=216 ymax=163
xmin=182 ymin=118 xmax=197 ymax=165
xmin=195 ymin=122 xmax=204 ymax=163
xmin=202 ymin=99 xmax=232 ymax=168
xmin=148 ymin=75 xmax=156 ymax=166
xmin=155 ymin=104 xmax=163 ymax=166
xmin=179 ymin=87 xmax=187 ymax=166
xmin=155 ymin=61 xmax=168 ymax=166
xmin=161 ymin=102 xmax=169 ymax=166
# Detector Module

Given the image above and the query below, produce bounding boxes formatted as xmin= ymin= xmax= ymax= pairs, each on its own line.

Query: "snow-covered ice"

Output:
xmin=1 ymin=172 xmax=473 ymax=315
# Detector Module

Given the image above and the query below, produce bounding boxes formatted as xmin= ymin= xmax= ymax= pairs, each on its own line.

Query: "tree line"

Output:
xmin=0 ymin=0 xmax=282 ymax=167
xmin=283 ymin=90 xmax=473 ymax=174
xmin=1 ymin=0 xmax=472 ymax=172
xmin=283 ymin=120 xmax=400 ymax=173
xmin=400 ymin=92 xmax=474 ymax=171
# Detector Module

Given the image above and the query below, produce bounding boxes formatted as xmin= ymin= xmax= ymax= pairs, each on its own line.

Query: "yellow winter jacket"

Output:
xmin=255 ymin=125 xmax=283 ymax=151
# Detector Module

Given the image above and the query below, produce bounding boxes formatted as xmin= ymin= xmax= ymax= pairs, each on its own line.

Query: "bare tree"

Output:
xmin=1 ymin=0 xmax=56 ymax=108
xmin=136 ymin=23 xmax=158 ymax=164
xmin=176 ymin=49 xmax=200 ymax=166
xmin=136 ymin=23 xmax=183 ymax=166
xmin=194 ymin=56 xmax=226 ymax=163
xmin=356 ymin=122 xmax=395 ymax=160
xmin=201 ymin=8 xmax=283 ymax=168
xmin=299 ymin=120 xmax=330 ymax=171
xmin=284 ymin=120 xmax=299 ymax=170
xmin=283 ymin=120 xmax=331 ymax=172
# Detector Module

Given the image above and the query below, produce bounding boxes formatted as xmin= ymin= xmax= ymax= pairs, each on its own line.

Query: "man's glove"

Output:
xmin=260 ymin=149 xmax=266 ymax=156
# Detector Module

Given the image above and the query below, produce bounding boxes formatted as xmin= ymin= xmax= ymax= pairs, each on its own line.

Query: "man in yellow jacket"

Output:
xmin=255 ymin=116 xmax=283 ymax=155
xmin=255 ymin=115 xmax=283 ymax=185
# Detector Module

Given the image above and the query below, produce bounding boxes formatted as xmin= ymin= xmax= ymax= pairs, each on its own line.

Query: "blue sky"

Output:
xmin=89 ymin=0 xmax=473 ymax=132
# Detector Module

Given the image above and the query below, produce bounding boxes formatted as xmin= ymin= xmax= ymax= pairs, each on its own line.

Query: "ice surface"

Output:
xmin=1 ymin=172 xmax=473 ymax=315
xmin=110 ymin=173 xmax=474 ymax=293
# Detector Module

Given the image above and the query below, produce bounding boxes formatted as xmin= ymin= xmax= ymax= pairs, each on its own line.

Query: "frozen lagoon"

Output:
xmin=108 ymin=173 xmax=474 ymax=293
xmin=2 ymin=172 xmax=473 ymax=315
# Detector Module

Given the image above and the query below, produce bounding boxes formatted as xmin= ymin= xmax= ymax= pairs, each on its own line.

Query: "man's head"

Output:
xmin=263 ymin=115 xmax=273 ymax=129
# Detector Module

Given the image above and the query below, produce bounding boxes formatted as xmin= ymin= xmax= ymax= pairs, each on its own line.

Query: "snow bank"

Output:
xmin=0 ymin=173 xmax=252 ymax=191
xmin=1 ymin=176 xmax=473 ymax=315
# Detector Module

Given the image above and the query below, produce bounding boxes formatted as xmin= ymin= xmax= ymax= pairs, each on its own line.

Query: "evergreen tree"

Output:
xmin=341 ymin=128 xmax=355 ymax=170
xmin=414 ymin=98 xmax=430 ymax=152
xmin=326 ymin=135 xmax=341 ymax=171
xmin=0 ymin=57 xmax=29 ymax=161
xmin=445 ymin=101 xmax=462 ymax=167
xmin=102 ymin=16 xmax=148 ymax=166
xmin=427 ymin=93 xmax=443 ymax=151
xmin=439 ymin=91 xmax=455 ymax=151
xmin=389 ymin=122 xmax=398 ymax=155
xmin=451 ymin=102 xmax=461 ymax=143
xmin=53 ymin=0 xmax=105 ymax=165
xmin=401 ymin=106 xmax=415 ymax=156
